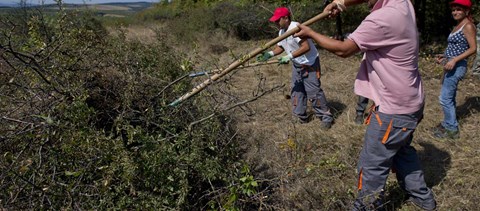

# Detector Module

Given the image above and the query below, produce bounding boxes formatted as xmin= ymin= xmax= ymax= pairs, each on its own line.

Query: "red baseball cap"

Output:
xmin=450 ymin=0 xmax=472 ymax=8
xmin=269 ymin=7 xmax=290 ymax=22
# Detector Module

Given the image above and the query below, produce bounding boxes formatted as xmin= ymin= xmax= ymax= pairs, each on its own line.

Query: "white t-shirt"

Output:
xmin=278 ymin=21 xmax=319 ymax=66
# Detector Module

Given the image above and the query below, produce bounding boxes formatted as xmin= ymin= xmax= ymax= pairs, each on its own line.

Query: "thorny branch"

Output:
xmin=1 ymin=44 xmax=66 ymax=96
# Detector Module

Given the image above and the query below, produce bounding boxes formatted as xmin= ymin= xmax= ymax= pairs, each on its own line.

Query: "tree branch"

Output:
xmin=188 ymin=84 xmax=284 ymax=131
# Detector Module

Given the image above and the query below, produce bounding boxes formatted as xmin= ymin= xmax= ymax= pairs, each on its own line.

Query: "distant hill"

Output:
xmin=0 ymin=1 xmax=154 ymax=7
xmin=0 ymin=3 xmax=18 ymax=7
xmin=93 ymin=2 xmax=154 ymax=12
xmin=0 ymin=2 xmax=155 ymax=17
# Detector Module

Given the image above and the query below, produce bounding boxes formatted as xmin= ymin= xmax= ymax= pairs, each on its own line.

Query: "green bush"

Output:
xmin=0 ymin=7 xmax=254 ymax=210
xmin=211 ymin=2 xmax=274 ymax=40
xmin=137 ymin=1 xmax=370 ymax=43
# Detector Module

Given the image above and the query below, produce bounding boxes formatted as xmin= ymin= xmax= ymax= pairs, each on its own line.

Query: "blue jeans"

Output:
xmin=439 ymin=59 xmax=467 ymax=131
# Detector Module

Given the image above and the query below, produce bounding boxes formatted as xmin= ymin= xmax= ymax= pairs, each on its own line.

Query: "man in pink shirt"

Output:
xmin=295 ymin=0 xmax=436 ymax=210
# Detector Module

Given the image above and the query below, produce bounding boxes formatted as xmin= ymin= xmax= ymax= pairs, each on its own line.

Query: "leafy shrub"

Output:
xmin=0 ymin=6 xmax=254 ymax=210
xmin=211 ymin=2 xmax=274 ymax=40
xmin=139 ymin=1 xmax=369 ymax=43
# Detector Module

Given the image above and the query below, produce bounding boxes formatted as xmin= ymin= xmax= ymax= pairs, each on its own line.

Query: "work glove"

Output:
xmin=278 ymin=53 xmax=293 ymax=64
xmin=256 ymin=51 xmax=274 ymax=62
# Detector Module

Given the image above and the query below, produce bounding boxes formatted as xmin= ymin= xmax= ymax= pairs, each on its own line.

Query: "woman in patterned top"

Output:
xmin=434 ymin=0 xmax=476 ymax=139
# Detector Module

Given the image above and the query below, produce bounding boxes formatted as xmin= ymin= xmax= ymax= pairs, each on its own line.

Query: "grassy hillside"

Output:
xmin=172 ymin=31 xmax=480 ymax=209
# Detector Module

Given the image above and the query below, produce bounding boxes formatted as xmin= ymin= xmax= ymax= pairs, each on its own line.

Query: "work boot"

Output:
xmin=432 ymin=124 xmax=459 ymax=139
xmin=355 ymin=113 xmax=364 ymax=125
xmin=406 ymin=196 xmax=437 ymax=211
xmin=352 ymin=197 xmax=386 ymax=211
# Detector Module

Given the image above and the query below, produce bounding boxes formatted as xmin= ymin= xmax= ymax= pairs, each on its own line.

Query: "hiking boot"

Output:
xmin=319 ymin=121 xmax=332 ymax=129
xmin=432 ymin=124 xmax=459 ymax=139
xmin=406 ymin=196 xmax=437 ymax=211
xmin=355 ymin=113 xmax=364 ymax=125
xmin=352 ymin=198 xmax=385 ymax=211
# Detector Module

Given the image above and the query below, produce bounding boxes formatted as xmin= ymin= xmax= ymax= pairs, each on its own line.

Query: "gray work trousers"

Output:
xmin=353 ymin=107 xmax=435 ymax=210
xmin=291 ymin=58 xmax=333 ymax=122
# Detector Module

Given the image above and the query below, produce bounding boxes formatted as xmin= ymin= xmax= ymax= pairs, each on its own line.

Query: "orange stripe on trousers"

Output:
xmin=381 ymin=119 xmax=393 ymax=144
xmin=357 ymin=169 xmax=363 ymax=190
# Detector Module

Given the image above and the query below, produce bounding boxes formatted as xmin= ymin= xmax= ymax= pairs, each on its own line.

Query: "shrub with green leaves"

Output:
xmin=0 ymin=5 xmax=256 ymax=210
xmin=136 ymin=1 xmax=369 ymax=44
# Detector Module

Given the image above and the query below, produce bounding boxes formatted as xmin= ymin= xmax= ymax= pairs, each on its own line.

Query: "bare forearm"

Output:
xmin=309 ymin=33 xmax=358 ymax=57
xmin=272 ymin=46 xmax=284 ymax=56
xmin=291 ymin=40 xmax=310 ymax=58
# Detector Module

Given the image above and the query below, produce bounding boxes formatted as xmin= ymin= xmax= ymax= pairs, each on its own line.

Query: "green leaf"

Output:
xmin=64 ymin=170 xmax=81 ymax=177
xmin=239 ymin=176 xmax=247 ymax=182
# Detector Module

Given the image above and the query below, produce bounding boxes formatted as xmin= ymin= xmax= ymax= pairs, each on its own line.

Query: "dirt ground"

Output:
xmin=134 ymin=24 xmax=480 ymax=209
xmin=179 ymin=30 xmax=480 ymax=210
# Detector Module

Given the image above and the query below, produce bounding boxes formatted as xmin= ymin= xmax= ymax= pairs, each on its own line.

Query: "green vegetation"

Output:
xmin=1 ymin=0 xmax=480 ymax=210
xmin=0 ymin=5 xmax=257 ymax=210
xmin=132 ymin=0 xmax=480 ymax=45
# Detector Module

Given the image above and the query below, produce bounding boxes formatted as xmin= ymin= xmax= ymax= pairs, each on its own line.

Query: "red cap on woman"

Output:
xmin=450 ymin=0 xmax=472 ymax=8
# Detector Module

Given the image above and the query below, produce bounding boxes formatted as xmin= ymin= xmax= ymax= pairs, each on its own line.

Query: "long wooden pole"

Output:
xmin=169 ymin=11 xmax=330 ymax=107
xmin=188 ymin=60 xmax=279 ymax=78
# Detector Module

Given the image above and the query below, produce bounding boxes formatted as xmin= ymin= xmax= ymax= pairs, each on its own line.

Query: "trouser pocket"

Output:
xmin=372 ymin=112 xmax=418 ymax=148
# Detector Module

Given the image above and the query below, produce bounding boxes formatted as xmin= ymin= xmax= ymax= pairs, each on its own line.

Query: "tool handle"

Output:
xmin=169 ymin=11 xmax=330 ymax=106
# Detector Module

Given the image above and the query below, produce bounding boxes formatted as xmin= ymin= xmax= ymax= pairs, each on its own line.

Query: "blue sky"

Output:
xmin=0 ymin=0 xmax=158 ymax=4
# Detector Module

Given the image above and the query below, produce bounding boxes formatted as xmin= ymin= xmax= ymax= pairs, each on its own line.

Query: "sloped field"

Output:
xmin=180 ymin=31 xmax=480 ymax=210
xmin=118 ymin=22 xmax=480 ymax=209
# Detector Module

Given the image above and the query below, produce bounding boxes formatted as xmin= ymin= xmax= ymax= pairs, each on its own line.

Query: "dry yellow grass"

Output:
xmin=190 ymin=36 xmax=480 ymax=210
xmin=126 ymin=25 xmax=480 ymax=210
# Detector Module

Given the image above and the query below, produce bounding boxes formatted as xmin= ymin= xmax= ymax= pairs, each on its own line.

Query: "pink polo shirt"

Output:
xmin=348 ymin=0 xmax=424 ymax=114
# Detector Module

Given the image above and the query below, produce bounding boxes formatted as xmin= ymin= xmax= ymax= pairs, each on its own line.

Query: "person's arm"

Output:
xmin=257 ymin=45 xmax=285 ymax=62
xmin=444 ymin=23 xmax=477 ymax=70
xmin=291 ymin=39 xmax=310 ymax=58
xmin=271 ymin=45 xmax=285 ymax=56
xmin=294 ymin=24 xmax=359 ymax=58
xmin=435 ymin=54 xmax=446 ymax=65
xmin=277 ymin=39 xmax=309 ymax=64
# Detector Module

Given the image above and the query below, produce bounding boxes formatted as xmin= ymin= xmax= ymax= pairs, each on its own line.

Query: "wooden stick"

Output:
xmin=188 ymin=60 xmax=279 ymax=78
xmin=169 ymin=11 xmax=330 ymax=107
